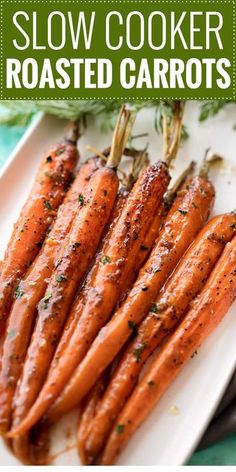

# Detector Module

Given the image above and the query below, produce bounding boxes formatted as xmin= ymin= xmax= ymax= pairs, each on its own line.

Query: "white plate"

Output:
xmin=0 ymin=103 xmax=236 ymax=466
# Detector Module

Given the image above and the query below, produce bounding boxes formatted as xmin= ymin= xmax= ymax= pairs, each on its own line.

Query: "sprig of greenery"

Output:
xmin=0 ymin=99 xmax=159 ymax=129
xmin=0 ymin=101 xmax=35 ymax=126
xmin=199 ymin=100 xmax=234 ymax=122
xmin=0 ymin=99 xmax=235 ymax=131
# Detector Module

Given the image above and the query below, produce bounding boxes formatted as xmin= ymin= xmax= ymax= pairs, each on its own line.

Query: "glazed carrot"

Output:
xmin=13 ymin=161 xmax=170 ymax=435
xmin=9 ymin=167 xmax=117 ymax=465
xmin=78 ymin=371 xmax=109 ymax=464
xmin=37 ymin=150 xmax=148 ymax=391
xmin=77 ymin=167 xmax=191 ymax=463
xmin=74 ymin=165 xmax=195 ymax=462
xmin=101 ymin=235 xmax=236 ymax=465
xmin=0 ymin=124 xmax=79 ymax=334
xmin=38 ymin=173 xmax=214 ymax=425
xmin=84 ymin=212 xmax=236 ymax=463
xmin=119 ymin=161 xmax=196 ymax=304
xmin=43 ymin=147 xmax=148 ymax=378
xmin=8 ymin=106 xmax=131 ymax=440
xmin=46 ymin=186 xmax=129 ymax=376
xmin=9 ymin=103 xmax=186 ymax=436
xmin=0 ymin=155 xmax=102 ymax=435
xmin=12 ymin=158 xmax=138 ymax=465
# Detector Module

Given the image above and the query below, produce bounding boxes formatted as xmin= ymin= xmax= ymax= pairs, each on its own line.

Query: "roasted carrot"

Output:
xmin=42 ymin=148 xmax=148 ymax=383
xmin=10 ymin=149 xmax=145 ymax=465
xmin=12 ymin=161 xmax=170 ymax=435
xmin=0 ymin=155 xmax=102 ymax=435
xmin=49 ymin=187 xmax=129 ymax=373
xmin=78 ymin=371 xmax=110 ymax=465
xmin=8 ymin=106 xmax=131 ymax=440
xmin=83 ymin=212 xmax=236 ymax=463
xmin=9 ymin=103 xmax=187 ymax=437
xmin=118 ymin=161 xmax=196 ymax=304
xmin=101 ymin=235 xmax=236 ymax=465
xmin=76 ymin=166 xmax=195 ymax=463
xmin=36 ymin=172 xmax=214 ymax=426
xmin=0 ymin=124 xmax=79 ymax=334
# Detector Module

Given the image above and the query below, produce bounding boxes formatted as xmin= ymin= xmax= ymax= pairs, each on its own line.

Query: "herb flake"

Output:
xmin=41 ymin=292 xmax=52 ymax=309
xmin=78 ymin=194 xmax=84 ymax=205
xmin=101 ymin=255 xmax=111 ymax=265
xmin=14 ymin=286 xmax=24 ymax=299
xmin=56 ymin=275 xmax=67 ymax=283
xmin=116 ymin=424 xmax=125 ymax=434
xmin=44 ymin=200 xmax=52 ymax=211
xmin=150 ymin=303 xmax=158 ymax=313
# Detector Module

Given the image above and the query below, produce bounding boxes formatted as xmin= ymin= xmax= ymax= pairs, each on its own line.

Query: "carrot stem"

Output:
xmin=106 ymin=106 xmax=134 ymax=169
xmin=163 ymin=101 xmax=185 ymax=167
xmin=164 ymin=160 xmax=196 ymax=207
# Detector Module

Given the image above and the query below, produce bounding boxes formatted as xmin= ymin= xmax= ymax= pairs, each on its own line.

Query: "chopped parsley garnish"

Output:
xmin=178 ymin=209 xmax=188 ymax=215
xmin=101 ymin=255 xmax=111 ymax=265
xmin=78 ymin=194 xmax=84 ymax=205
xmin=14 ymin=286 xmax=24 ymax=299
xmin=56 ymin=275 xmax=67 ymax=283
xmin=103 ymin=189 xmax=108 ymax=196
xmin=133 ymin=342 xmax=146 ymax=362
xmin=44 ymin=200 xmax=52 ymax=211
xmin=42 ymin=292 xmax=52 ymax=309
xmin=116 ymin=424 xmax=125 ymax=434
xmin=46 ymin=155 xmax=52 ymax=163
xmin=150 ymin=303 xmax=158 ymax=313
xmin=153 ymin=268 xmax=161 ymax=274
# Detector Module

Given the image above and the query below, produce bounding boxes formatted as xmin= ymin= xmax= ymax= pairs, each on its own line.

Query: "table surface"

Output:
xmin=0 ymin=122 xmax=235 ymax=467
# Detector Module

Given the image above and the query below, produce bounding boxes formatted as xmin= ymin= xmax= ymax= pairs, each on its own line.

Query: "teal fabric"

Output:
xmin=189 ymin=433 xmax=236 ymax=465
xmin=0 ymin=123 xmax=235 ymax=466
xmin=0 ymin=125 xmax=26 ymax=168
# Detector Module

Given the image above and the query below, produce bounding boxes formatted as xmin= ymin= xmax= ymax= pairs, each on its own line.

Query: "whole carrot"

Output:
xmin=36 ymin=171 xmax=214 ymax=426
xmin=0 ymin=155 xmax=102 ymax=435
xmin=42 ymin=150 xmax=147 ymax=375
xmin=84 ymin=212 xmax=236 ymax=463
xmin=18 ymin=166 xmax=193 ymax=465
xmin=0 ymin=123 xmax=79 ymax=333
xmin=101 ymin=235 xmax=236 ymax=465
xmin=13 ymin=161 xmax=169 ymax=435
xmin=78 ymin=371 xmax=110 ymax=465
xmin=41 ymin=147 xmax=148 ymax=384
xmin=10 ymin=149 xmax=146 ymax=465
xmin=8 ymin=106 xmax=131 ymax=441
xmin=9 ymin=103 xmax=186 ymax=436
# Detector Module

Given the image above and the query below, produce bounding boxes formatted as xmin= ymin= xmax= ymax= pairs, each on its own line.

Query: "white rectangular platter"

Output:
xmin=0 ymin=102 xmax=236 ymax=466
